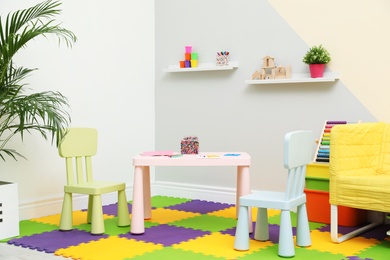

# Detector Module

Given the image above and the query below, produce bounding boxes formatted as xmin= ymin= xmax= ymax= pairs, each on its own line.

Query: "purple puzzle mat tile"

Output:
xmin=318 ymin=224 xmax=364 ymax=234
xmin=119 ymin=224 xmax=210 ymax=246
xmin=221 ymin=223 xmax=296 ymax=244
xmin=103 ymin=202 xmax=133 ymax=216
xmin=7 ymin=229 xmax=108 ymax=253
xmin=346 ymin=257 xmax=373 ymax=260
xmin=166 ymin=199 xmax=233 ymax=214
xmin=81 ymin=202 xmax=133 ymax=216
xmin=319 ymin=223 xmax=390 ymax=241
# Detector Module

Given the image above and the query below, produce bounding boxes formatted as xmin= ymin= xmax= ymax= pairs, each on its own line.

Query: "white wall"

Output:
xmin=154 ymin=0 xmax=377 ymax=193
xmin=2 ymin=0 xmax=388 ymax=219
xmin=0 ymin=0 xmax=155 ymax=218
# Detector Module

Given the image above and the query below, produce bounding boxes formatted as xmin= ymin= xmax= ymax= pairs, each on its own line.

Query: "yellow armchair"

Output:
xmin=329 ymin=122 xmax=390 ymax=242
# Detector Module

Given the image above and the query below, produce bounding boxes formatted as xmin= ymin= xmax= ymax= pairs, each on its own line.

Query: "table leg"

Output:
xmin=237 ymin=165 xmax=253 ymax=233
xmin=131 ymin=166 xmax=145 ymax=234
xmin=143 ymin=166 xmax=152 ymax=219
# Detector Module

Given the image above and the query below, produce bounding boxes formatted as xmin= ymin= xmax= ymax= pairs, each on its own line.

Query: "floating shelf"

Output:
xmin=245 ymin=72 xmax=340 ymax=84
xmin=163 ymin=61 xmax=239 ymax=72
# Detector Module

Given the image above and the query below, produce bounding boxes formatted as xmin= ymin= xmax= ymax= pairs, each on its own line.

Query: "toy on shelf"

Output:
xmin=216 ymin=51 xmax=230 ymax=66
xmin=179 ymin=46 xmax=198 ymax=68
xmin=251 ymin=55 xmax=291 ymax=80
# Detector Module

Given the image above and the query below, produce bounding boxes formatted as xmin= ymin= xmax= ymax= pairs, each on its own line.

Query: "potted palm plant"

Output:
xmin=302 ymin=45 xmax=331 ymax=78
xmin=0 ymin=0 xmax=76 ymax=239
xmin=0 ymin=0 xmax=76 ymax=160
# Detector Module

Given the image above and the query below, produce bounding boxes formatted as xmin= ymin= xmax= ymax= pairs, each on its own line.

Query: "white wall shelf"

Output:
xmin=163 ymin=61 xmax=239 ymax=72
xmin=245 ymin=72 xmax=340 ymax=85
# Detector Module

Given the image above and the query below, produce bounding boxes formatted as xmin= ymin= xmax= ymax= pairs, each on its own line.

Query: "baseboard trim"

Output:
xmin=19 ymin=189 xmax=134 ymax=220
xmin=152 ymin=181 xmax=237 ymax=204
xmin=18 ymin=182 xmax=237 ymax=220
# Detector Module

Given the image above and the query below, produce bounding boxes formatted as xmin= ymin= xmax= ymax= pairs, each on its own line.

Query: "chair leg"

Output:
xmin=87 ymin=195 xmax=93 ymax=224
xmin=60 ymin=192 xmax=73 ymax=231
xmin=254 ymin=207 xmax=269 ymax=241
xmin=330 ymin=204 xmax=339 ymax=243
xmin=331 ymin=204 xmax=381 ymax=243
xmin=278 ymin=210 xmax=295 ymax=257
xmin=234 ymin=206 xmax=250 ymax=251
xmin=296 ymin=203 xmax=311 ymax=247
xmin=90 ymin=195 xmax=105 ymax=235
xmin=117 ymin=190 xmax=130 ymax=227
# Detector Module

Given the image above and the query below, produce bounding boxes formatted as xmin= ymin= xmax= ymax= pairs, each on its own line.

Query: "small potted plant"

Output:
xmin=302 ymin=45 xmax=331 ymax=78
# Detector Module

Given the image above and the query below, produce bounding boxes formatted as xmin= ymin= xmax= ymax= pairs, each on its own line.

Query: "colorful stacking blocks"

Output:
xmin=180 ymin=46 xmax=198 ymax=68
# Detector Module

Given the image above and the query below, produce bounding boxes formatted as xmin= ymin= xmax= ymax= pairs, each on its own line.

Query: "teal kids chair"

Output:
xmin=234 ymin=131 xmax=313 ymax=257
xmin=58 ymin=128 xmax=130 ymax=235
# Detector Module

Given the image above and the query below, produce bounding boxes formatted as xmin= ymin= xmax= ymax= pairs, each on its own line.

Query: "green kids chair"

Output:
xmin=58 ymin=128 xmax=130 ymax=235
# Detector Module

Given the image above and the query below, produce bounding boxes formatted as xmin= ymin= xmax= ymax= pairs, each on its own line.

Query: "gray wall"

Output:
xmin=155 ymin=0 xmax=376 ymax=191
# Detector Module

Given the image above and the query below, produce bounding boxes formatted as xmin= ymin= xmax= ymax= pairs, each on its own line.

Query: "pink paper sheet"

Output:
xmin=141 ymin=150 xmax=175 ymax=156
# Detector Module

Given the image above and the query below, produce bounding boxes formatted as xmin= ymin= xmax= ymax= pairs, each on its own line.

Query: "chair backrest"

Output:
xmin=330 ymin=122 xmax=387 ymax=176
xmin=283 ymin=131 xmax=314 ymax=200
xmin=58 ymin=128 xmax=98 ymax=185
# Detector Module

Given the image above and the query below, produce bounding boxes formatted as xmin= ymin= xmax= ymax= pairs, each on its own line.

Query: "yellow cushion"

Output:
xmin=329 ymin=122 xmax=390 ymax=212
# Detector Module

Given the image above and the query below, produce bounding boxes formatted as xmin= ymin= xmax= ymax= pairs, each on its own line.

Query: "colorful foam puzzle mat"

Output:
xmin=1 ymin=195 xmax=390 ymax=259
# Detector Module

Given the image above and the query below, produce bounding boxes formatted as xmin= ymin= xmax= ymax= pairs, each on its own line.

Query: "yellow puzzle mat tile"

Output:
xmin=173 ymin=232 xmax=272 ymax=259
xmin=307 ymin=230 xmax=380 ymax=256
xmin=145 ymin=208 xmax=200 ymax=224
xmin=55 ymin=236 xmax=163 ymax=260
xmin=31 ymin=211 xmax=114 ymax=226
xmin=209 ymin=207 xmax=280 ymax=222
xmin=207 ymin=206 xmax=236 ymax=219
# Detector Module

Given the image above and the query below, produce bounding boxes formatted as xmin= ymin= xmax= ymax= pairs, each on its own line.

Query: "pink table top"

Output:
xmin=133 ymin=152 xmax=251 ymax=166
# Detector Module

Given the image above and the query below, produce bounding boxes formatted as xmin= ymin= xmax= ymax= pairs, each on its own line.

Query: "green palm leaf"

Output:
xmin=0 ymin=0 xmax=77 ymax=160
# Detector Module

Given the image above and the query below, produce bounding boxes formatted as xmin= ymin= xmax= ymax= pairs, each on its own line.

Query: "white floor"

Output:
xmin=0 ymin=243 xmax=67 ymax=259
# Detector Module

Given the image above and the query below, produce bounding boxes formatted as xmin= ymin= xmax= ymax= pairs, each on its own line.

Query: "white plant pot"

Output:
xmin=0 ymin=181 xmax=19 ymax=240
